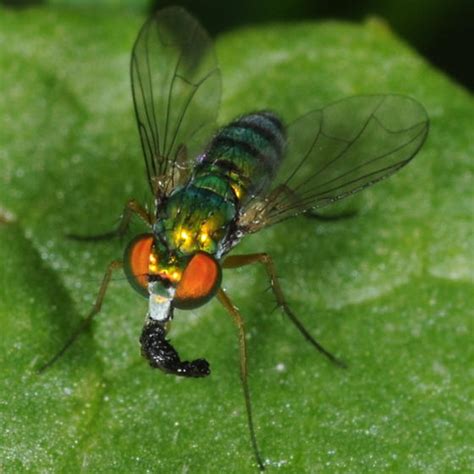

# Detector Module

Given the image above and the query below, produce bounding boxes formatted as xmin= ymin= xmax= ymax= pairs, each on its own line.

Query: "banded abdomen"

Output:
xmin=194 ymin=111 xmax=286 ymax=205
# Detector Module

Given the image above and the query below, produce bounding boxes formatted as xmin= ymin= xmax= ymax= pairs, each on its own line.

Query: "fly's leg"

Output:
xmin=304 ymin=209 xmax=357 ymax=221
xmin=140 ymin=318 xmax=210 ymax=378
xmin=217 ymin=288 xmax=265 ymax=472
xmin=37 ymin=260 xmax=123 ymax=373
xmin=222 ymin=254 xmax=346 ymax=368
xmin=67 ymin=199 xmax=152 ymax=241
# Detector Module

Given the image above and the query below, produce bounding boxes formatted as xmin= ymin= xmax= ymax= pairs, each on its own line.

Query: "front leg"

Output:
xmin=67 ymin=199 xmax=152 ymax=241
xmin=140 ymin=319 xmax=210 ymax=378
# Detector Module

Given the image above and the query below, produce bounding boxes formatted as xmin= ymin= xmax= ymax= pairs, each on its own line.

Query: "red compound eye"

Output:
xmin=124 ymin=233 xmax=154 ymax=297
xmin=174 ymin=252 xmax=222 ymax=309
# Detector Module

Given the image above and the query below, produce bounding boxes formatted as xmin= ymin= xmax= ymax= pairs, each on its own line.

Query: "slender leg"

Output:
xmin=222 ymin=254 xmax=346 ymax=368
xmin=37 ymin=260 xmax=123 ymax=373
xmin=217 ymin=289 xmax=265 ymax=472
xmin=304 ymin=209 xmax=357 ymax=221
xmin=67 ymin=199 xmax=152 ymax=241
xmin=140 ymin=318 xmax=210 ymax=378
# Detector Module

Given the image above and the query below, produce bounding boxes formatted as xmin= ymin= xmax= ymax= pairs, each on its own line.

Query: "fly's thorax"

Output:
xmin=155 ymin=184 xmax=236 ymax=255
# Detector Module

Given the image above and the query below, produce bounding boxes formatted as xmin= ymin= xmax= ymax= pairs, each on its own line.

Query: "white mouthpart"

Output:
xmin=148 ymin=283 xmax=175 ymax=322
xmin=149 ymin=295 xmax=171 ymax=321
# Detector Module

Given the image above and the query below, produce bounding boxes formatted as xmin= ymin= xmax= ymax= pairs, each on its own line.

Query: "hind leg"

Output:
xmin=222 ymin=253 xmax=346 ymax=368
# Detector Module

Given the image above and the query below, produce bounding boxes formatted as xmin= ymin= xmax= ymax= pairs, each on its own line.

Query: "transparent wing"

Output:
xmin=131 ymin=7 xmax=221 ymax=197
xmin=238 ymin=95 xmax=429 ymax=231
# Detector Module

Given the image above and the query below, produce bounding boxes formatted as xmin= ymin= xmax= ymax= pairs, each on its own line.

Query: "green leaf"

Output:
xmin=46 ymin=0 xmax=149 ymax=12
xmin=1 ymin=7 xmax=472 ymax=473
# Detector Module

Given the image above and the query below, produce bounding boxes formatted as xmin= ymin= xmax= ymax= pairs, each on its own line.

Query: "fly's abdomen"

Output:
xmin=196 ymin=111 xmax=286 ymax=203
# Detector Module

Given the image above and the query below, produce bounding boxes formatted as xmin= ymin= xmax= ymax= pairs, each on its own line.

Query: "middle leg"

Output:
xmin=217 ymin=288 xmax=265 ymax=471
xmin=222 ymin=253 xmax=346 ymax=368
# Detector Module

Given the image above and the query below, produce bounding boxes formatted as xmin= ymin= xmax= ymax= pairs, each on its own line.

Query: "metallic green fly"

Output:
xmin=39 ymin=6 xmax=429 ymax=471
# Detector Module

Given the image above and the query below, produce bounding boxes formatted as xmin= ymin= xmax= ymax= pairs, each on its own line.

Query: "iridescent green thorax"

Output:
xmin=154 ymin=180 xmax=236 ymax=257
xmin=153 ymin=111 xmax=286 ymax=261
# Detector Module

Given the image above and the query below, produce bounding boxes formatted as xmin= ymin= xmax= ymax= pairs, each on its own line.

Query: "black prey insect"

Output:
xmin=39 ymin=7 xmax=429 ymax=471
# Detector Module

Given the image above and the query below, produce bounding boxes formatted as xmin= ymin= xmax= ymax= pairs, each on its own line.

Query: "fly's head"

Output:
xmin=124 ymin=233 xmax=222 ymax=321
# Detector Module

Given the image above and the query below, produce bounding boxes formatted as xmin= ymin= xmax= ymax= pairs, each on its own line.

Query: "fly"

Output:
xmin=38 ymin=6 xmax=429 ymax=471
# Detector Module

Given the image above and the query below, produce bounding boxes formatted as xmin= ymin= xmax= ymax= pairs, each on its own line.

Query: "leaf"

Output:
xmin=0 ymin=7 xmax=472 ymax=473
xmin=46 ymin=0 xmax=149 ymax=11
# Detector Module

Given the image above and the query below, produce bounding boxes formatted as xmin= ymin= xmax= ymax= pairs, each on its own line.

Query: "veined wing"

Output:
xmin=238 ymin=95 xmax=429 ymax=231
xmin=131 ymin=7 xmax=221 ymax=198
